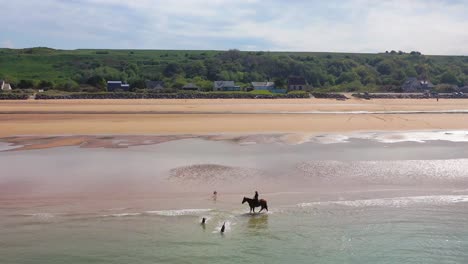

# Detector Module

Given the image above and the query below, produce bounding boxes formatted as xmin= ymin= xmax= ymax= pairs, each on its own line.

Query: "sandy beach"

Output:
xmin=1 ymin=98 xmax=468 ymax=137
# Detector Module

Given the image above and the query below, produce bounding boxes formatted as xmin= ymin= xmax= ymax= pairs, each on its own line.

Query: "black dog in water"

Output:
xmin=221 ymin=222 xmax=226 ymax=233
xmin=201 ymin=218 xmax=206 ymax=224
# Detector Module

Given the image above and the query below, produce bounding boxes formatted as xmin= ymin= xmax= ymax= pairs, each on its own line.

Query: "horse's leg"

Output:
xmin=259 ymin=207 xmax=263 ymax=213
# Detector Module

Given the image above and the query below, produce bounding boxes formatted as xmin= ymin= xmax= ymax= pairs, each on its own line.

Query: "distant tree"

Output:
xmin=171 ymin=75 xmax=188 ymax=89
xmin=128 ymin=79 xmax=146 ymax=90
xmin=163 ymin=63 xmax=183 ymax=77
xmin=274 ymin=78 xmax=285 ymax=88
xmin=17 ymin=79 xmax=35 ymax=89
xmin=336 ymin=71 xmax=360 ymax=84
xmin=38 ymin=80 xmax=55 ymax=90
xmin=376 ymin=61 xmax=394 ymax=75
xmin=439 ymin=71 xmax=459 ymax=85
xmin=415 ymin=64 xmax=429 ymax=80
xmin=54 ymin=79 xmax=79 ymax=92
xmin=184 ymin=61 xmax=207 ymax=78
xmin=86 ymin=76 xmax=106 ymax=88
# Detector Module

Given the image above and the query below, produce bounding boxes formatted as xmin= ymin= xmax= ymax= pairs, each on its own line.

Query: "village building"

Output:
xmin=182 ymin=83 xmax=199 ymax=91
xmin=287 ymin=76 xmax=309 ymax=91
xmin=251 ymin=82 xmax=286 ymax=94
xmin=0 ymin=80 xmax=12 ymax=91
xmin=213 ymin=81 xmax=241 ymax=91
xmin=145 ymin=81 xmax=165 ymax=90
xmin=401 ymin=77 xmax=435 ymax=93
xmin=107 ymin=81 xmax=130 ymax=92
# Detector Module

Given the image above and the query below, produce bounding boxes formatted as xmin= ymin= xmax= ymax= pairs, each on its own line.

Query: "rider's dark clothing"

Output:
xmin=254 ymin=191 xmax=259 ymax=203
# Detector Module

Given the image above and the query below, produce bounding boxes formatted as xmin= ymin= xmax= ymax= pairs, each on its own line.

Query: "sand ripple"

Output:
xmin=296 ymin=160 xmax=468 ymax=185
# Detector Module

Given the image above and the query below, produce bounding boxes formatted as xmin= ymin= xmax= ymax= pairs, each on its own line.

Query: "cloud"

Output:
xmin=1 ymin=0 xmax=468 ymax=54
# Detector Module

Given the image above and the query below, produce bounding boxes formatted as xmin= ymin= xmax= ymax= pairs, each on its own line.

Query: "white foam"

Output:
xmin=104 ymin=207 xmax=131 ymax=211
xmin=312 ymin=135 xmax=350 ymax=144
xmin=298 ymin=195 xmax=468 ymax=208
xmin=370 ymin=131 xmax=468 ymax=143
xmin=145 ymin=209 xmax=212 ymax=216
xmin=23 ymin=213 xmax=56 ymax=218
xmin=306 ymin=131 xmax=468 ymax=145
xmin=102 ymin=213 xmax=142 ymax=217
xmin=0 ymin=142 xmax=21 ymax=151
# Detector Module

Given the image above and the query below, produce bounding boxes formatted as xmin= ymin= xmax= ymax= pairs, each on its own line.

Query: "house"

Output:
xmin=0 ymin=80 xmax=12 ymax=91
xmin=251 ymin=82 xmax=286 ymax=94
xmin=252 ymin=81 xmax=275 ymax=91
xmin=146 ymin=81 xmax=165 ymax=90
xmin=182 ymin=83 xmax=199 ymax=91
xmin=213 ymin=81 xmax=241 ymax=91
xmin=107 ymin=81 xmax=130 ymax=92
xmin=401 ymin=77 xmax=435 ymax=93
xmin=287 ymin=76 xmax=309 ymax=91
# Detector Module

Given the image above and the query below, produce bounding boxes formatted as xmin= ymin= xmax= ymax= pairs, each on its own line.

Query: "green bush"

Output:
xmin=35 ymin=91 xmax=311 ymax=100
xmin=0 ymin=93 xmax=29 ymax=100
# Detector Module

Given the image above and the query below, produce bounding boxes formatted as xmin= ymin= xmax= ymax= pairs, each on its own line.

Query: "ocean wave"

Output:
xmin=298 ymin=195 xmax=468 ymax=208
xmin=287 ymin=130 xmax=468 ymax=145
xmin=22 ymin=213 xmax=57 ymax=218
xmin=102 ymin=213 xmax=142 ymax=217
xmin=0 ymin=142 xmax=21 ymax=151
xmin=145 ymin=209 xmax=212 ymax=216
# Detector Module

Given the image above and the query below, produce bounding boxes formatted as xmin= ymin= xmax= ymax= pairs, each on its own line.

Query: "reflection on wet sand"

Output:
xmin=247 ymin=214 xmax=269 ymax=230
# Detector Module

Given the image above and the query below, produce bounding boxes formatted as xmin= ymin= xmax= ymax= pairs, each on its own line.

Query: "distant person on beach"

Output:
xmin=254 ymin=191 xmax=259 ymax=203
xmin=213 ymin=191 xmax=217 ymax=201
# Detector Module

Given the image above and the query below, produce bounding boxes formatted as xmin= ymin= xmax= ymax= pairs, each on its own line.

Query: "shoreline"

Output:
xmin=2 ymin=130 xmax=468 ymax=152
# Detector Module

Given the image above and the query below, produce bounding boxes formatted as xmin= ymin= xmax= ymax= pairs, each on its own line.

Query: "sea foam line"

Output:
xmin=298 ymin=195 xmax=468 ymax=208
xmin=145 ymin=209 xmax=213 ymax=216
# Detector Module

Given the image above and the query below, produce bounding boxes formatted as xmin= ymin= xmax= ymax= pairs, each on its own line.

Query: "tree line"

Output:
xmin=1 ymin=48 xmax=468 ymax=93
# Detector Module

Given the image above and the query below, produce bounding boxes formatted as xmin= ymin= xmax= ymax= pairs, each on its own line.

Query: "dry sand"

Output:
xmin=1 ymin=98 xmax=468 ymax=137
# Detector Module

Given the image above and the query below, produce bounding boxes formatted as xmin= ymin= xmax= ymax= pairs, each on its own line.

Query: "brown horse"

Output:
xmin=242 ymin=197 xmax=268 ymax=213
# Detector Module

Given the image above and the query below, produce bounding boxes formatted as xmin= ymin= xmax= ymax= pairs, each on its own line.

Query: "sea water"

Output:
xmin=2 ymin=132 xmax=468 ymax=263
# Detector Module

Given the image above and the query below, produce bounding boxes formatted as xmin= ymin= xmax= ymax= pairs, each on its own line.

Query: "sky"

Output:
xmin=1 ymin=0 xmax=468 ymax=55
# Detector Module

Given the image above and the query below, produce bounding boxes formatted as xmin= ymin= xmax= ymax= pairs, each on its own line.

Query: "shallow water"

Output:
xmin=2 ymin=132 xmax=468 ymax=263
xmin=2 ymin=199 xmax=468 ymax=264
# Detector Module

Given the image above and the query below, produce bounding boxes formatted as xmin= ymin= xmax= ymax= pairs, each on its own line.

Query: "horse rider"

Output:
xmin=254 ymin=191 xmax=259 ymax=204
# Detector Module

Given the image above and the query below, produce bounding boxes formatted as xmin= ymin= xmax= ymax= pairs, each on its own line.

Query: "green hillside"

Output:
xmin=1 ymin=47 xmax=467 ymax=92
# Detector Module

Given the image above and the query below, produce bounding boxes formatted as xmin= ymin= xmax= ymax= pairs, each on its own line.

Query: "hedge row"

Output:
xmin=352 ymin=93 xmax=468 ymax=99
xmin=35 ymin=91 xmax=311 ymax=99
xmin=311 ymin=93 xmax=349 ymax=99
xmin=0 ymin=93 xmax=29 ymax=100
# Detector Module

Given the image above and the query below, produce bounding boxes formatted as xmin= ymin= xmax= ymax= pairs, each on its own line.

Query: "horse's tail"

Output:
xmin=264 ymin=200 xmax=268 ymax=211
